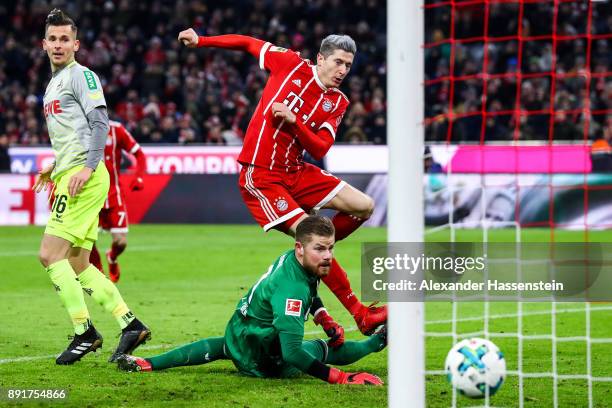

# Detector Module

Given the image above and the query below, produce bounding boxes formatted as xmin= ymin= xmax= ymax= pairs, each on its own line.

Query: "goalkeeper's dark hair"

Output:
xmin=45 ymin=8 xmax=77 ymax=36
xmin=319 ymin=34 xmax=356 ymax=57
xmin=296 ymin=216 xmax=335 ymax=245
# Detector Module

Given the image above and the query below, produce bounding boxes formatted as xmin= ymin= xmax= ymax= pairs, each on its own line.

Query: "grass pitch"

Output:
xmin=0 ymin=225 xmax=610 ymax=407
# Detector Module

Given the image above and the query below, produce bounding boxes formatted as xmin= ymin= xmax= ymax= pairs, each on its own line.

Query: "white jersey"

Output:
xmin=43 ymin=60 xmax=107 ymax=179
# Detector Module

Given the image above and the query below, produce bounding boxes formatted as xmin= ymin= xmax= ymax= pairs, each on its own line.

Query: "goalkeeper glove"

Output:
xmin=328 ymin=367 xmax=383 ymax=386
xmin=130 ymin=176 xmax=145 ymax=191
xmin=314 ymin=309 xmax=345 ymax=348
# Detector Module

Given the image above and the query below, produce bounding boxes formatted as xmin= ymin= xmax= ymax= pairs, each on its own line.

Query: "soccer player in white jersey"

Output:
xmin=33 ymin=9 xmax=150 ymax=365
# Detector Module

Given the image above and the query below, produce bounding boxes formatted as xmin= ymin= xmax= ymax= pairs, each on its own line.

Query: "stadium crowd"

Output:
xmin=0 ymin=1 xmax=609 ymax=147
xmin=425 ymin=1 xmax=611 ymax=142
xmin=0 ymin=0 xmax=386 ymax=147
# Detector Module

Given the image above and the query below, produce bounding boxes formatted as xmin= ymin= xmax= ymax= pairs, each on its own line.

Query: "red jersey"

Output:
xmin=103 ymin=120 xmax=145 ymax=208
xmin=238 ymin=43 xmax=349 ymax=171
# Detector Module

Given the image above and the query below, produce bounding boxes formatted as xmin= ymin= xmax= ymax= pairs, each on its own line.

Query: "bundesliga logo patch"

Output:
xmin=285 ymin=299 xmax=302 ymax=316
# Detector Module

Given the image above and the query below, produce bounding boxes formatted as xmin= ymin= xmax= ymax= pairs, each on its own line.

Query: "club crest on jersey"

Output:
xmin=285 ymin=299 xmax=302 ymax=316
xmin=322 ymin=98 xmax=333 ymax=112
xmin=274 ymin=197 xmax=289 ymax=212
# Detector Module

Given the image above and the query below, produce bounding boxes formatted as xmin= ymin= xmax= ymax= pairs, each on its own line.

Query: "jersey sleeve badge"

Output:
xmin=285 ymin=299 xmax=302 ymax=316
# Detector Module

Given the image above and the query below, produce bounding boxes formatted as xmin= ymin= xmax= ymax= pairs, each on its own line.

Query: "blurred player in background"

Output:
xmin=178 ymin=28 xmax=386 ymax=336
xmin=33 ymin=8 xmax=150 ymax=365
xmin=117 ymin=216 xmax=386 ymax=385
xmin=89 ymin=120 xmax=147 ymax=283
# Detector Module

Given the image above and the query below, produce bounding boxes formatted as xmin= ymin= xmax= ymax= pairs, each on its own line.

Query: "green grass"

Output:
xmin=0 ymin=225 xmax=611 ymax=407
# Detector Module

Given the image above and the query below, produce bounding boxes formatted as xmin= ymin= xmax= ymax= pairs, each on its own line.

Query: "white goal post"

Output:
xmin=387 ymin=1 xmax=425 ymax=407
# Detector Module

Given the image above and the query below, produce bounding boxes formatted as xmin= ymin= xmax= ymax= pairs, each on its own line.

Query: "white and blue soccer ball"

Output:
xmin=445 ymin=337 xmax=506 ymax=399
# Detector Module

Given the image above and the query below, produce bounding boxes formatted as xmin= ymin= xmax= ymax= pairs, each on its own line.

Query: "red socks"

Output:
xmin=108 ymin=242 xmax=126 ymax=262
xmin=321 ymin=212 xmax=368 ymax=315
xmin=321 ymin=259 xmax=362 ymax=315
xmin=89 ymin=245 xmax=103 ymax=272
xmin=332 ymin=212 xmax=366 ymax=242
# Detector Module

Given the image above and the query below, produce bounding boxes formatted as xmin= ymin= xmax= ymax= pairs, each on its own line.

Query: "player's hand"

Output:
xmin=328 ymin=367 xmax=384 ymax=386
xmin=271 ymin=102 xmax=296 ymax=124
xmin=178 ymin=28 xmax=199 ymax=48
xmin=314 ymin=310 xmax=345 ymax=348
xmin=67 ymin=167 xmax=93 ymax=197
xmin=130 ymin=176 xmax=145 ymax=191
xmin=32 ymin=162 xmax=55 ymax=193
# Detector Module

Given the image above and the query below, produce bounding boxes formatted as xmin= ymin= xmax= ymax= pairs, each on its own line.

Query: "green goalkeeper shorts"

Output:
xmin=44 ymin=162 xmax=109 ymax=250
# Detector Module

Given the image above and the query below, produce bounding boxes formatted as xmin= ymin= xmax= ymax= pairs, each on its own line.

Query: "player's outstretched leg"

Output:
xmin=323 ymin=325 xmax=387 ymax=365
xmin=116 ymin=337 xmax=226 ymax=372
xmin=303 ymin=325 xmax=386 ymax=367
xmin=72 ymin=248 xmax=150 ymax=362
xmin=322 ymin=186 xmax=387 ymax=335
xmin=89 ymin=244 xmax=104 ymax=274
xmin=106 ymin=233 xmax=126 ymax=283
xmin=321 ymin=259 xmax=387 ymax=335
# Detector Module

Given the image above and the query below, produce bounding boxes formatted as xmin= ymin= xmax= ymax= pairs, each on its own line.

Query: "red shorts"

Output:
xmin=239 ymin=163 xmax=346 ymax=232
xmin=99 ymin=201 xmax=129 ymax=233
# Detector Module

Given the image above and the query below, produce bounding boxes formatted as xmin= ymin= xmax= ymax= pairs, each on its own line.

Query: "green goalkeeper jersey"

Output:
xmin=43 ymin=60 xmax=107 ymax=179
xmin=224 ymin=249 xmax=319 ymax=377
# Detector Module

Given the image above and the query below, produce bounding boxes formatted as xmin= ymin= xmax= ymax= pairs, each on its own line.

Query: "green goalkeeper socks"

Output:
xmin=77 ymin=264 xmax=134 ymax=329
xmin=147 ymin=337 xmax=226 ymax=370
xmin=47 ymin=259 xmax=91 ymax=335
xmin=322 ymin=332 xmax=386 ymax=366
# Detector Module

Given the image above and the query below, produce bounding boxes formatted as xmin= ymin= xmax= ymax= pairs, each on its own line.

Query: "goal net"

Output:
xmin=420 ymin=1 xmax=612 ymax=407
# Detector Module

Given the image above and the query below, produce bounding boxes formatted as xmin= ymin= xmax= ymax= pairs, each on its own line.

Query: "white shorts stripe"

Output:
xmin=313 ymin=180 xmax=346 ymax=211
xmin=263 ymin=207 xmax=305 ymax=232
xmin=244 ymin=165 xmax=277 ymax=222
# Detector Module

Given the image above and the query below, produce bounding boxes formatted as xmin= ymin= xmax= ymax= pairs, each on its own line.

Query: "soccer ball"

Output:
xmin=445 ymin=337 xmax=506 ymax=398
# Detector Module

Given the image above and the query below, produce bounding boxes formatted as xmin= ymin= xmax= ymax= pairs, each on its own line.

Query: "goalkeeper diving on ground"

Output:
xmin=116 ymin=216 xmax=386 ymax=385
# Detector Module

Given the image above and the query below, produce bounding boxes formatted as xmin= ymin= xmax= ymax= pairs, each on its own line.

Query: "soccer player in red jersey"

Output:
xmin=178 ymin=28 xmax=386 ymax=335
xmin=89 ymin=120 xmax=146 ymax=283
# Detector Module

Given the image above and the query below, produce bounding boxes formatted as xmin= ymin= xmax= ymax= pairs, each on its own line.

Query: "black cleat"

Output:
xmin=108 ymin=319 xmax=151 ymax=363
xmin=55 ymin=325 xmax=103 ymax=365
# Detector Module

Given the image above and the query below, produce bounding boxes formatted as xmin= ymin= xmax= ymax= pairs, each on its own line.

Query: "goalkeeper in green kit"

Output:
xmin=117 ymin=216 xmax=386 ymax=385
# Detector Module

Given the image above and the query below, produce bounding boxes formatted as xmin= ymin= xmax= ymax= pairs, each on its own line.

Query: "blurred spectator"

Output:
xmin=425 ymin=1 xmax=611 ymax=142
xmin=1 ymin=1 xmax=609 ymax=145
xmin=591 ymin=116 xmax=612 ymax=172
xmin=1 ymin=1 xmax=387 ymax=146
xmin=0 ymin=134 xmax=11 ymax=172
xmin=424 ymin=146 xmax=443 ymax=174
